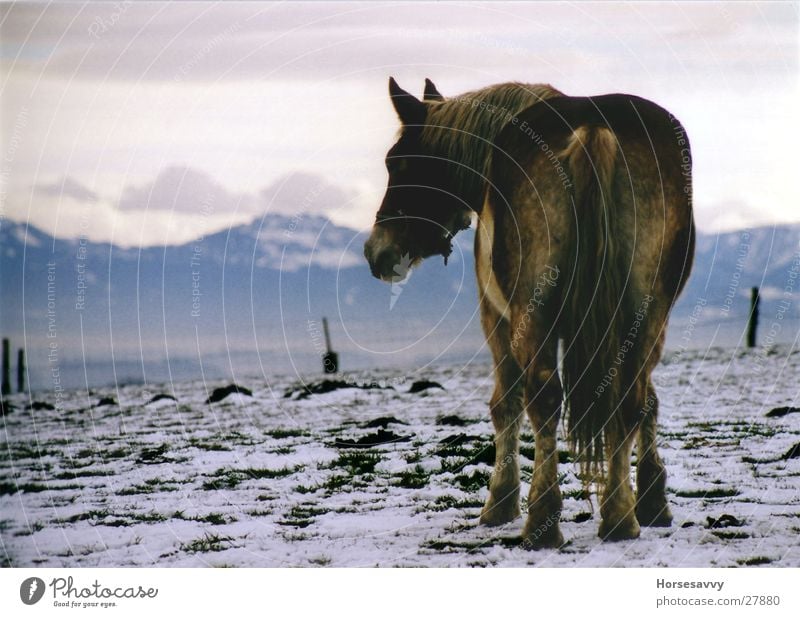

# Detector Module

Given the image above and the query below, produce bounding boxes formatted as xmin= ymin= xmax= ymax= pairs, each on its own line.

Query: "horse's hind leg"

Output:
xmin=598 ymin=425 xmax=640 ymax=541
xmin=512 ymin=328 xmax=564 ymax=548
xmin=635 ymin=380 xmax=673 ymax=527
xmin=598 ymin=384 xmax=642 ymax=541
xmin=522 ymin=364 xmax=565 ymax=548
xmin=480 ymin=304 xmax=524 ymax=527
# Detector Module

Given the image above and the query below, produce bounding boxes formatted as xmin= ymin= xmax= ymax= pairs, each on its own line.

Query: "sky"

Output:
xmin=1 ymin=1 xmax=798 ymax=247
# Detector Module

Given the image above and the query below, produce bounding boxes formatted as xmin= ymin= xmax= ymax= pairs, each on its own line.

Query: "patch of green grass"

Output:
xmin=118 ymin=477 xmax=178 ymax=495
xmin=436 ymin=440 xmax=493 ymax=460
xmin=187 ymin=438 xmax=231 ymax=452
xmin=404 ymin=449 xmax=424 ymax=464
xmin=61 ymin=509 xmax=112 ymax=524
xmin=433 ymin=438 xmax=557 ymax=473
xmin=60 ymin=509 xmax=166 ymax=527
xmin=202 ymin=466 xmax=302 ymax=490
xmin=287 ymin=505 xmax=330 ymax=519
xmin=685 ymin=421 xmax=777 ymax=440
xmin=221 ymin=430 xmax=253 ymax=442
xmin=0 ymin=482 xmax=18 ymax=496
xmin=11 ymin=443 xmax=59 ymax=459
xmin=562 ymin=488 xmax=590 ymax=501
xmin=728 ymin=422 xmax=777 ymax=438
xmin=199 ymin=513 xmax=231 ymax=525
xmin=202 ymin=469 xmax=242 ymax=490
xmin=105 ymin=448 xmax=131 ymax=459
xmin=181 ymin=532 xmax=235 ymax=553
xmin=268 ymin=428 xmax=310 ymax=439
xmin=557 ymin=450 xmax=573 ymax=463
xmin=435 ymin=436 xmax=496 ymax=474
xmin=48 ymin=438 xmax=73 ymax=446
xmin=426 ymin=495 xmax=485 ymax=512
xmin=13 ymin=521 xmax=45 ymax=536
xmin=136 ymin=443 xmax=171 ymax=464
xmin=52 ymin=468 xmax=110 ymax=480
xmin=397 ymin=464 xmax=431 ymax=489
xmin=12 ymin=482 xmax=83 ymax=494
xmin=439 ymin=457 xmax=467 ymax=474
xmin=102 ymin=519 xmax=134 ymax=527
xmin=55 ymin=446 xmax=129 ymax=468
xmin=127 ymin=511 xmax=168 ymax=524
xmin=282 ymin=532 xmax=311 ymax=542
xmin=173 ymin=511 xmax=234 ymax=525
xmin=55 ymin=543 xmax=103 ymax=558
xmin=329 ymin=451 xmax=381 ymax=475
xmin=454 ymin=469 xmax=491 ymax=492
xmin=520 ymin=445 xmax=538 ymax=460
xmin=277 ymin=518 xmax=314 ymax=528
xmin=308 ymin=555 xmax=332 ymax=566
xmin=322 ymin=474 xmax=351 ymax=492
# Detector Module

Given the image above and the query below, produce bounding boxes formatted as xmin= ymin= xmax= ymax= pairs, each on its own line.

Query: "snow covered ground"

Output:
xmin=1 ymin=346 xmax=799 ymax=567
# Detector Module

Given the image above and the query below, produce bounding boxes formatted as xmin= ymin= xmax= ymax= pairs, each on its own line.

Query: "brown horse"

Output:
xmin=364 ymin=78 xmax=694 ymax=548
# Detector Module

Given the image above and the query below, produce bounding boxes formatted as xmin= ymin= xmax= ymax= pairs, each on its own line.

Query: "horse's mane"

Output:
xmin=421 ymin=82 xmax=563 ymax=208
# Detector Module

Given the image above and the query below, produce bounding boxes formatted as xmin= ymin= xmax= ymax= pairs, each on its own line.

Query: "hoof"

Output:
xmin=598 ymin=517 xmax=641 ymax=542
xmin=636 ymin=502 xmax=673 ymax=528
xmin=521 ymin=524 xmax=565 ymax=550
xmin=480 ymin=498 xmax=520 ymax=527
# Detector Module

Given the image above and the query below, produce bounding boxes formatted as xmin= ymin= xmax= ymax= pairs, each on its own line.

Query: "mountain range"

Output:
xmin=1 ymin=216 xmax=798 ymax=390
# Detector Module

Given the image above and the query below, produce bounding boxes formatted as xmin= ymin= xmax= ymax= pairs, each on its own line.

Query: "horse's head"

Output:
xmin=364 ymin=78 xmax=472 ymax=282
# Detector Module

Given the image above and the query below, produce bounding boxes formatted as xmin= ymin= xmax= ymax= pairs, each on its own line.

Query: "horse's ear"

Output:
xmin=423 ymin=78 xmax=444 ymax=102
xmin=389 ymin=77 xmax=426 ymax=124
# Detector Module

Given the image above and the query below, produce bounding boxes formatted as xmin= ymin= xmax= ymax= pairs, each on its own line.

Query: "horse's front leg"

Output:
xmin=479 ymin=305 xmax=524 ymax=526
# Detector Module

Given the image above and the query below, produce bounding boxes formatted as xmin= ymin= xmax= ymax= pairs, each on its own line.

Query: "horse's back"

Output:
xmin=488 ymin=93 xmax=694 ymax=311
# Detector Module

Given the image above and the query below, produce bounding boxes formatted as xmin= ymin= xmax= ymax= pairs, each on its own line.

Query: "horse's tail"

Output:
xmin=559 ymin=125 xmax=629 ymax=477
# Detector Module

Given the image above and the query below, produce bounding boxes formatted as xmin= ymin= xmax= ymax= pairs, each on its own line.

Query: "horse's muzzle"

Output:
xmin=364 ymin=231 xmax=401 ymax=282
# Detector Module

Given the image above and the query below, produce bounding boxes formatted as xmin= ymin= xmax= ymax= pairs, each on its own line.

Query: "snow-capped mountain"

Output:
xmin=0 ymin=214 xmax=480 ymax=389
xmin=1 ymin=217 xmax=797 ymax=390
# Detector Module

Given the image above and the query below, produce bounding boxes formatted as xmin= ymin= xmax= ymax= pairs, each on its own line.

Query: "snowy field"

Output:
xmin=1 ymin=346 xmax=799 ymax=567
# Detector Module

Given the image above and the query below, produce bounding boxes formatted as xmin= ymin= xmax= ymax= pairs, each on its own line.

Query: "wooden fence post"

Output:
xmin=1 ymin=338 xmax=10 ymax=396
xmin=747 ymin=286 xmax=760 ymax=348
xmin=322 ymin=317 xmax=339 ymax=374
xmin=17 ymin=348 xmax=26 ymax=393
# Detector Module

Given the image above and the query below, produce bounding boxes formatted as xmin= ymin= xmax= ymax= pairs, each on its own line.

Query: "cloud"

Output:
xmin=2 ymin=1 xmax=798 ymax=242
xmin=259 ymin=171 xmax=355 ymax=217
xmin=3 ymin=2 xmax=795 ymax=84
xmin=11 ymin=166 xmax=361 ymax=247
xmin=8 ymin=186 xmax=252 ymax=249
xmin=695 ymin=200 xmax=798 ymax=235
xmin=114 ymin=166 xmax=355 ymax=220
xmin=37 ymin=177 xmax=98 ymax=202
xmin=118 ymin=165 xmax=253 ymax=213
